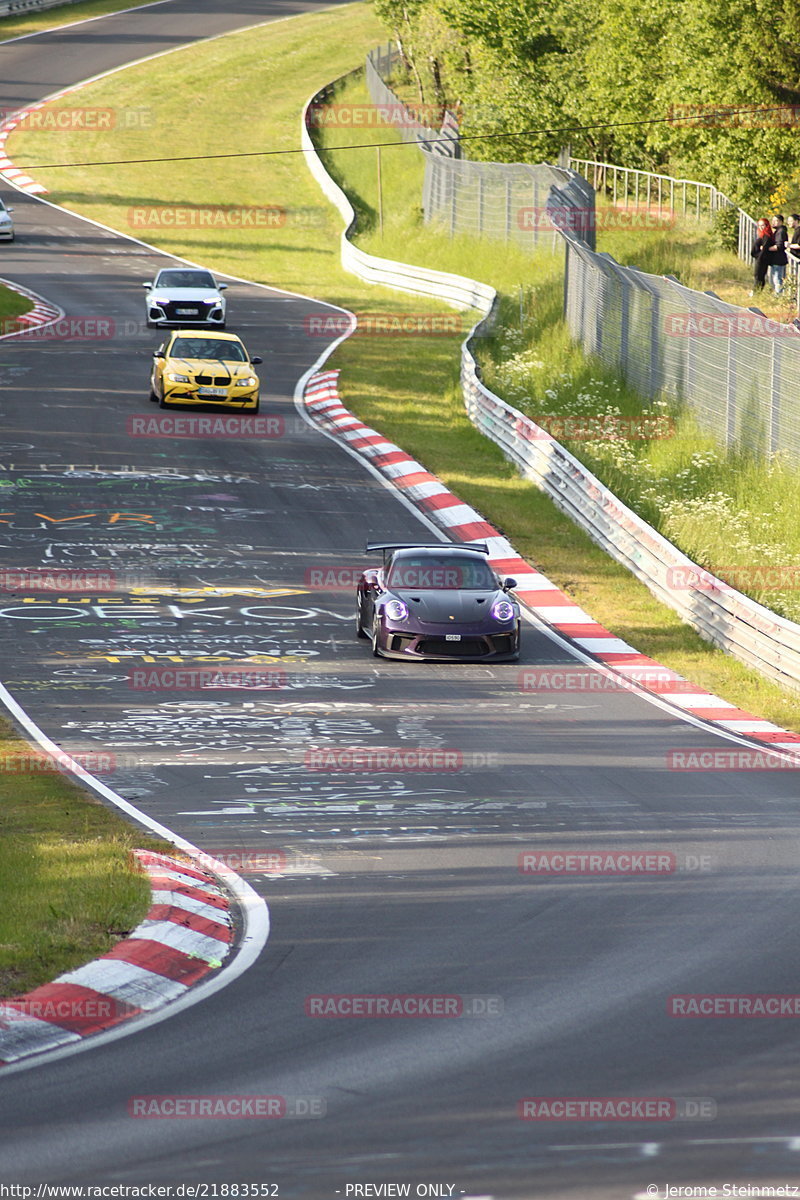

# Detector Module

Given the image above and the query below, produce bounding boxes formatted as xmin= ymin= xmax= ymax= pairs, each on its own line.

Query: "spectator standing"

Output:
xmin=787 ymin=213 xmax=800 ymax=263
xmin=751 ymin=217 xmax=775 ymax=293
xmin=768 ymin=213 xmax=789 ymax=294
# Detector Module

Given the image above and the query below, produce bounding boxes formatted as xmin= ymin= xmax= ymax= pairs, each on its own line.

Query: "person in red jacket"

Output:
xmin=751 ymin=218 xmax=775 ymax=294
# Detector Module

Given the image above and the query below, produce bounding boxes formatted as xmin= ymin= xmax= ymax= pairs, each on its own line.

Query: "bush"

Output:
xmin=710 ymin=205 xmax=739 ymax=253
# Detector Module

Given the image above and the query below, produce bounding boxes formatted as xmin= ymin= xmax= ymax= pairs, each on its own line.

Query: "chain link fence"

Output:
xmin=363 ymin=44 xmax=800 ymax=464
xmin=569 ymin=156 xmax=799 ymax=306
xmin=365 ymin=46 xmax=596 ymax=251
xmin=365 ymin=45 xmax=460 ymax=158
xmin=563 ymin=230 xmax=800 ymax=463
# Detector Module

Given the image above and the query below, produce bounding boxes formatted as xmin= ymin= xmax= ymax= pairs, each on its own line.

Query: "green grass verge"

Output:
xmin=0 ymin=282 xmax=32 ymax=330
xmin=0 ymin=717 xmax=171 ymax=996
xmin=7 ymin=0 xmax=800 ymax=746
xmin=0 ymin=0 xmax=154 ymax=44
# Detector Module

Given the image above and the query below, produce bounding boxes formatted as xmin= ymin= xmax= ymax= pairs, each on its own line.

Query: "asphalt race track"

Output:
xmin=2 ymin=5 xmax=800 ymax=1198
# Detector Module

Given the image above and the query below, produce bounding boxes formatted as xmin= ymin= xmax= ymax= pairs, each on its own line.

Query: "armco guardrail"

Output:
xmin=302 ymin=81 xmax=494 ymax=314
xmin=303 ymin=78 xmax=800 ymax=693
xmin=0 ymin=0 xmax=81 ymax=15
xmin=461 ymin=346 xmax=800 ymax=692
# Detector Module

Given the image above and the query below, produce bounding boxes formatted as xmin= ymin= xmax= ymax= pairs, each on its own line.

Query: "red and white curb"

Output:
xmin=0 ymin=107 xmax=49 ymax=194
xmin=0 ymin=850 xmax=234 ymax=1066
xmin=304 ymin=368 xmax=800 ymax=758
xmin=0 ymin=275 xmax=63 ymax=339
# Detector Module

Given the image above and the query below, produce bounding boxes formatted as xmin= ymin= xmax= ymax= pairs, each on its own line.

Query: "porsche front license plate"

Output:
xmin=445 ymin=634 xmax=461 ymax=641
xmin=198 ymin=387 xmax=228 ymax=397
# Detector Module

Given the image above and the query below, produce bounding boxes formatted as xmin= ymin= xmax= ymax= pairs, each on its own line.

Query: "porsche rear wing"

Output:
xmin=365 ymin=542 xmax=490 ymax=566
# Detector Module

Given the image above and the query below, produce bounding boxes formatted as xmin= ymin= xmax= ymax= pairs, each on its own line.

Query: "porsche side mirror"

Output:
xmin=251 ymin=356 xmax=263 ymax=365
xmin=362 ymin=569 xmax=380 ymax=591
xmin=502 ymin=577 xmax=517 ymax=591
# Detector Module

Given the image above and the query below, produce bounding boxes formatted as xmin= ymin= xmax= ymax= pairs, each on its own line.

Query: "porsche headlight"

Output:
xmin=384 ymin=599 xmax=409 ymax=621
xmin=491 ymin=599 xmax=515 ymax=622
xmin=166 ymin=372 xmax=190 ymax=383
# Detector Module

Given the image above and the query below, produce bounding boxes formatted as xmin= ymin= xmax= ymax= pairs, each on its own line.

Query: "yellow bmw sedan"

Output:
xmin=149 ymin=330 xmax=262 ymax=411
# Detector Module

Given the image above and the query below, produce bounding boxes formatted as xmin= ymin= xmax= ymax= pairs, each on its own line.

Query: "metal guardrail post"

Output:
xmin=769 ymin=336 xmax=781 ymax=456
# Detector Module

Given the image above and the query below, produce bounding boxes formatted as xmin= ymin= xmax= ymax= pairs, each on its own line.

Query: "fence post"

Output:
xmin=505 ymin=176 xmax=513 ymax=241
xmin=769 ymin=336 xmax=780 ymax=456
xmin=649 ymin=291 xmax=661 ymax=396
xmin=725 ymin=324 xmax=736 ymax=448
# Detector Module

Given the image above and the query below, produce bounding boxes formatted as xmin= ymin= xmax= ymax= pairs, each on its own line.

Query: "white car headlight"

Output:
xmin=491 ymin=599 xmax=515 ymax=622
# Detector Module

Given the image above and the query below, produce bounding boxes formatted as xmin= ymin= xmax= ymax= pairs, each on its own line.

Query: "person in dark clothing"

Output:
xmin=787 ymin=213 xmax=800 ymax=264
xmin=768 ymin=213 xmax=789 ymax=294
xmin=751 ymin=217 xmax=775 ymax=293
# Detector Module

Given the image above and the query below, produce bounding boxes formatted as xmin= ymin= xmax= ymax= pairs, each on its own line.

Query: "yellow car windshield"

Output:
xmin=171 ymin=338 xmax=247 ymax=361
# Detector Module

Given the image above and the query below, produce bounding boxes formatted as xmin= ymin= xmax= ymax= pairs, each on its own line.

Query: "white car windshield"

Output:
xmin=156 ymin=270 xmax=217 ymax=290
xmin=171 ymin=338 xmax=247 ymax=361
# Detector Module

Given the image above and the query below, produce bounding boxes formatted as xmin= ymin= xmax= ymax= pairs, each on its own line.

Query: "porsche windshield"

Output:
xmin=171 ymin=338 xmax=247 ymax=361
xmin=387 ymin=555 xmax=496 ymax=590
xmin=156 ymin=270 xmax=217 ymax=289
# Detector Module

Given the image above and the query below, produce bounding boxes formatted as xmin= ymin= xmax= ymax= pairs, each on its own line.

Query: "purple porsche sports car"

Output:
xmin=356 ymin=542 xmax=520 ymax=661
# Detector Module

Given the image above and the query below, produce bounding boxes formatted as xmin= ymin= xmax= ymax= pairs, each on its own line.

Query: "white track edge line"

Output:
xmin=0 ymin=679 xmax=270 ymax=1076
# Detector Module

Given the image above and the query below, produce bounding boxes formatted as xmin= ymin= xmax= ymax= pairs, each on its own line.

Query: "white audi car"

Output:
xmin=143 ymin=267 xmax=227 ymax=328
xmin=0 ymin=199 xmax=15 ymax=242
